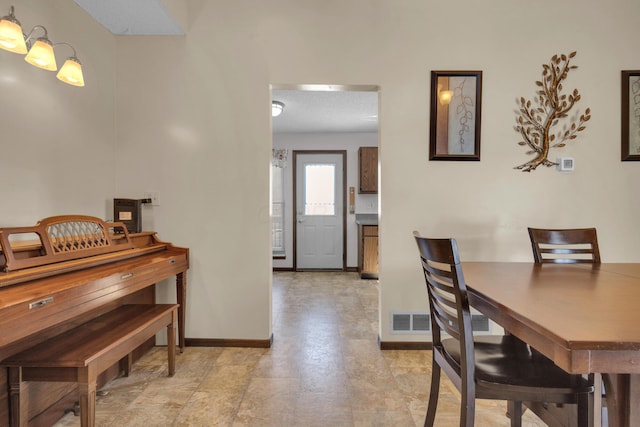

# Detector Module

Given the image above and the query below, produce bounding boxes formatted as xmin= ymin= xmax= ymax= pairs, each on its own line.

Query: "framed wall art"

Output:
xmin=622 ymin=70 xmax=640 ymax=161
xmin=429 ymin=70 xmax=482 ymax=161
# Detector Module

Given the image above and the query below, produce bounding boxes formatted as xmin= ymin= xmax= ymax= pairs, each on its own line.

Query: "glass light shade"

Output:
xmin=56 ymin=57 xmax=84 ymax=87
xmin=272 ymin=101 xmax=284 ymax=117
xmin=0 ymin=16 xmax=26 ymax=53
xmin=25 ymin=38 xmax=57 ymax=71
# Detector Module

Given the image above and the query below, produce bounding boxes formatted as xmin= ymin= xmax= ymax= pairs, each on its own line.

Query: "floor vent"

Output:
xmin=391 ymin=312 xmax=430 ymax=334
xmin=471 ymin=314 xmax=490 ymax=332
xmin=391 ymin=312 xmax=490 ymax=334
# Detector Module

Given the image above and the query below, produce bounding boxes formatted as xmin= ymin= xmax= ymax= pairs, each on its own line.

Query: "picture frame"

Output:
xmin=429 ymin=70 xmax=482 ymax=161
xmin=621 ymin=70 xmax=640 ymax=161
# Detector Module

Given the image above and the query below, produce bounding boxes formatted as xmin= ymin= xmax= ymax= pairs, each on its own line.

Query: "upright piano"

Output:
xmin=0 ymin=215 xmax=189 ymax=426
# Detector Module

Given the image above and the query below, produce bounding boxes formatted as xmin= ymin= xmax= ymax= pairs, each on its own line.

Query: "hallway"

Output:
xmin=53 ymin=272 xmax=545 ymax=426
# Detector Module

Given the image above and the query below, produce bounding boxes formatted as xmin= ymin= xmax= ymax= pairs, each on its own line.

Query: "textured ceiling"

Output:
xmin=72 ymin=2 xmax=379 ymax=133
xmin=73 ymin=0 xmax=183 ymax=35
xmin=272 ymin=89 xmax=378 ymax=134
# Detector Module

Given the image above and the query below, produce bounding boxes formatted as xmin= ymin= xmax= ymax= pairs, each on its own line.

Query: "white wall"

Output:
xmin=113 ymin=0 xmax=640 ymax=343
xmin=273 ymin=132 xmax=378 ymax=270
xmin=5 ymin=0 xmax=638 ymax=344
xmin=0 ymin=0 xmax=116 ymax=224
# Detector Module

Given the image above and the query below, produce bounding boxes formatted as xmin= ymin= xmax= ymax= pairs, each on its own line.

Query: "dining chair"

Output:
xmin=413 ymin=232 xmax=594 ymax=427
xmin=527 ymin=227 xmax=600 ymax=264
xmin=528 ymin=226 xmax=605 ymax=421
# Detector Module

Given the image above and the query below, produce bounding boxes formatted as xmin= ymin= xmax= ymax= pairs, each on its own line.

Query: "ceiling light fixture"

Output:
xmin=0 ymin=5 xmax=85 ymax=87
xmin=272 ymin=100 xmax=284 ymax=117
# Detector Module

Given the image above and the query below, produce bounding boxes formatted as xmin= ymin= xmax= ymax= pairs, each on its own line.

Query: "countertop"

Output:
xmin=355 ymin=214 xmax=378 ymax=225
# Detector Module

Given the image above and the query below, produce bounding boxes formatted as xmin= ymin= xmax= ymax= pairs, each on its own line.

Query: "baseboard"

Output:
xmin=187 ymin=337 xmax=430 ymax=350
xmin=378 ymin=336 xmax=432 ymax=350
xmin=185 ymin=335 xmax=273 ymax=348
xmin=272 ymin=267 xmax=359 ymax=272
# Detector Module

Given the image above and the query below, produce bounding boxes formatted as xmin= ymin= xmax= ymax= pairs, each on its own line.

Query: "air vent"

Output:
xmin=392 ymin=313 xmax=411 ymax=331
xmin=391 ymin=312 xmax=430 ymax=334
xmin=391 ymin=312 xmax=490 ymax=334
xmin=413 ymin=314 xmax=430 ymax=331
xmin=471 ymin=314 xmax=490 ymax=332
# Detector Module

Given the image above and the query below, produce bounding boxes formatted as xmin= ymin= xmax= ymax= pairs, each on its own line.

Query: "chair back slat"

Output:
xmin=528 ymin=227 xmax=600 ymax=264
xmin=413 ymin=232 xmax=474 ymax=362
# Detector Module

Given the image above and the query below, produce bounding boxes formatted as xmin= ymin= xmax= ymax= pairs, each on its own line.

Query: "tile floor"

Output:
xmin=53 ymin=271 xmax=546 ymax=427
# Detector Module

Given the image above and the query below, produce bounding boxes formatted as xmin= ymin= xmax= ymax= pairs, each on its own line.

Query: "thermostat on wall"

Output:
xmin=556 ymin=157 xmax=574 ymax=172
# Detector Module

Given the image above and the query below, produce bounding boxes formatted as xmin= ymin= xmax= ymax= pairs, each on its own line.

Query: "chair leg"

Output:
xmin=577 ymin=393 xmax=590 ymax=427
xmin=424 ymin=363 xmax=441 ymax=427
xmin=509 ymin=401 xmax=523 ymax=427
xmin=460 ymin=380 xmax=475 ymax=427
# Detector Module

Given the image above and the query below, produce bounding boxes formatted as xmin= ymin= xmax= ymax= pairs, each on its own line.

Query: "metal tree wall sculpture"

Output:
xmin=514 ymin=51 xmax=591 ymax=172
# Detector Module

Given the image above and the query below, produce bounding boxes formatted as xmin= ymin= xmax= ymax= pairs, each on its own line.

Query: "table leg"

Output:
xmin=630 ymin=375 xmax=640 ymax=425
xmin=602 ymin=373 xmax=640 ymax=427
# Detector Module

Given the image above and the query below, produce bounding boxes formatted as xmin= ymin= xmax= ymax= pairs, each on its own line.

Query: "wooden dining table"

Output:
xmin=461 ymin=262 xmax=640 ymax=427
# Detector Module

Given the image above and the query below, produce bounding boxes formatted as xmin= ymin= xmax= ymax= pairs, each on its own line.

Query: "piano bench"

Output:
xmin=2 ymin=304 xmax=179 ymax=427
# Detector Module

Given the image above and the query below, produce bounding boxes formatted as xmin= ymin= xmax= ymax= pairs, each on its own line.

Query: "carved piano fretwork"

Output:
xmin=0 ymin=215 xmax=189 ymax=427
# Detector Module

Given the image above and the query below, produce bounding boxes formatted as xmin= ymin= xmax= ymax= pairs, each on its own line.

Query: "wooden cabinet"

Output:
xmin=359 ymin=147 xmax=378 ymax=194
xmin=358 ymin=225 xmax=379 ymax=279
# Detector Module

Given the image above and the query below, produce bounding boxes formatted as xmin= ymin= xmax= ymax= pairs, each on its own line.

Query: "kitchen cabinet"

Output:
xmin=359 ymin=147 xmax=378 ymax=194
xmin=358 ymin=224 xmax=379 ymax=279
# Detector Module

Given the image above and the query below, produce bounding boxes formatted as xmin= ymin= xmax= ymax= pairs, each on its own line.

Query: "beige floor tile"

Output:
xmin=51 ymin=272 xmax=550 ymax=427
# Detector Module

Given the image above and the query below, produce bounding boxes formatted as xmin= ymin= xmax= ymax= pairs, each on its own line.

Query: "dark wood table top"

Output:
xmin=462 ymin=262 xmax=640 ymax=375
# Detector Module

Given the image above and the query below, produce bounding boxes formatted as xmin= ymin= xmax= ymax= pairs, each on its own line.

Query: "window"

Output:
xmin=271 ymin=164 xmax=285 ymax=257
xmin=304 ymin=164 xmax=335 ymax=216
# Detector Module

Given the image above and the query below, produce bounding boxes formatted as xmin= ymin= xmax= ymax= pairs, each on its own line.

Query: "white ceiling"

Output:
xmin=72 ymin=0 xmax=183 ymax=35
xmin=72 ymin=2 xmax=379 ymax=134
xmin=272 ymin=89 xmax=378 ymax=134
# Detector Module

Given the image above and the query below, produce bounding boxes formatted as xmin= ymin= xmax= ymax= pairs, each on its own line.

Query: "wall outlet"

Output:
xmin=143 ymin=191 xmax=160 ymax=206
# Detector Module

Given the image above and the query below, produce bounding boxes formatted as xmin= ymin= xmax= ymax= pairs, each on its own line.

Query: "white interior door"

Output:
xmin=295 ymin=152 xmax=344 ymax=270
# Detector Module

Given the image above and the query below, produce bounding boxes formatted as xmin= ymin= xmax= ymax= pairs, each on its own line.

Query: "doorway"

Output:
xmin=270 ymin=84 xmax=379 ymax=272
xmin=294 ymin=151 xmax=346 ymax=270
